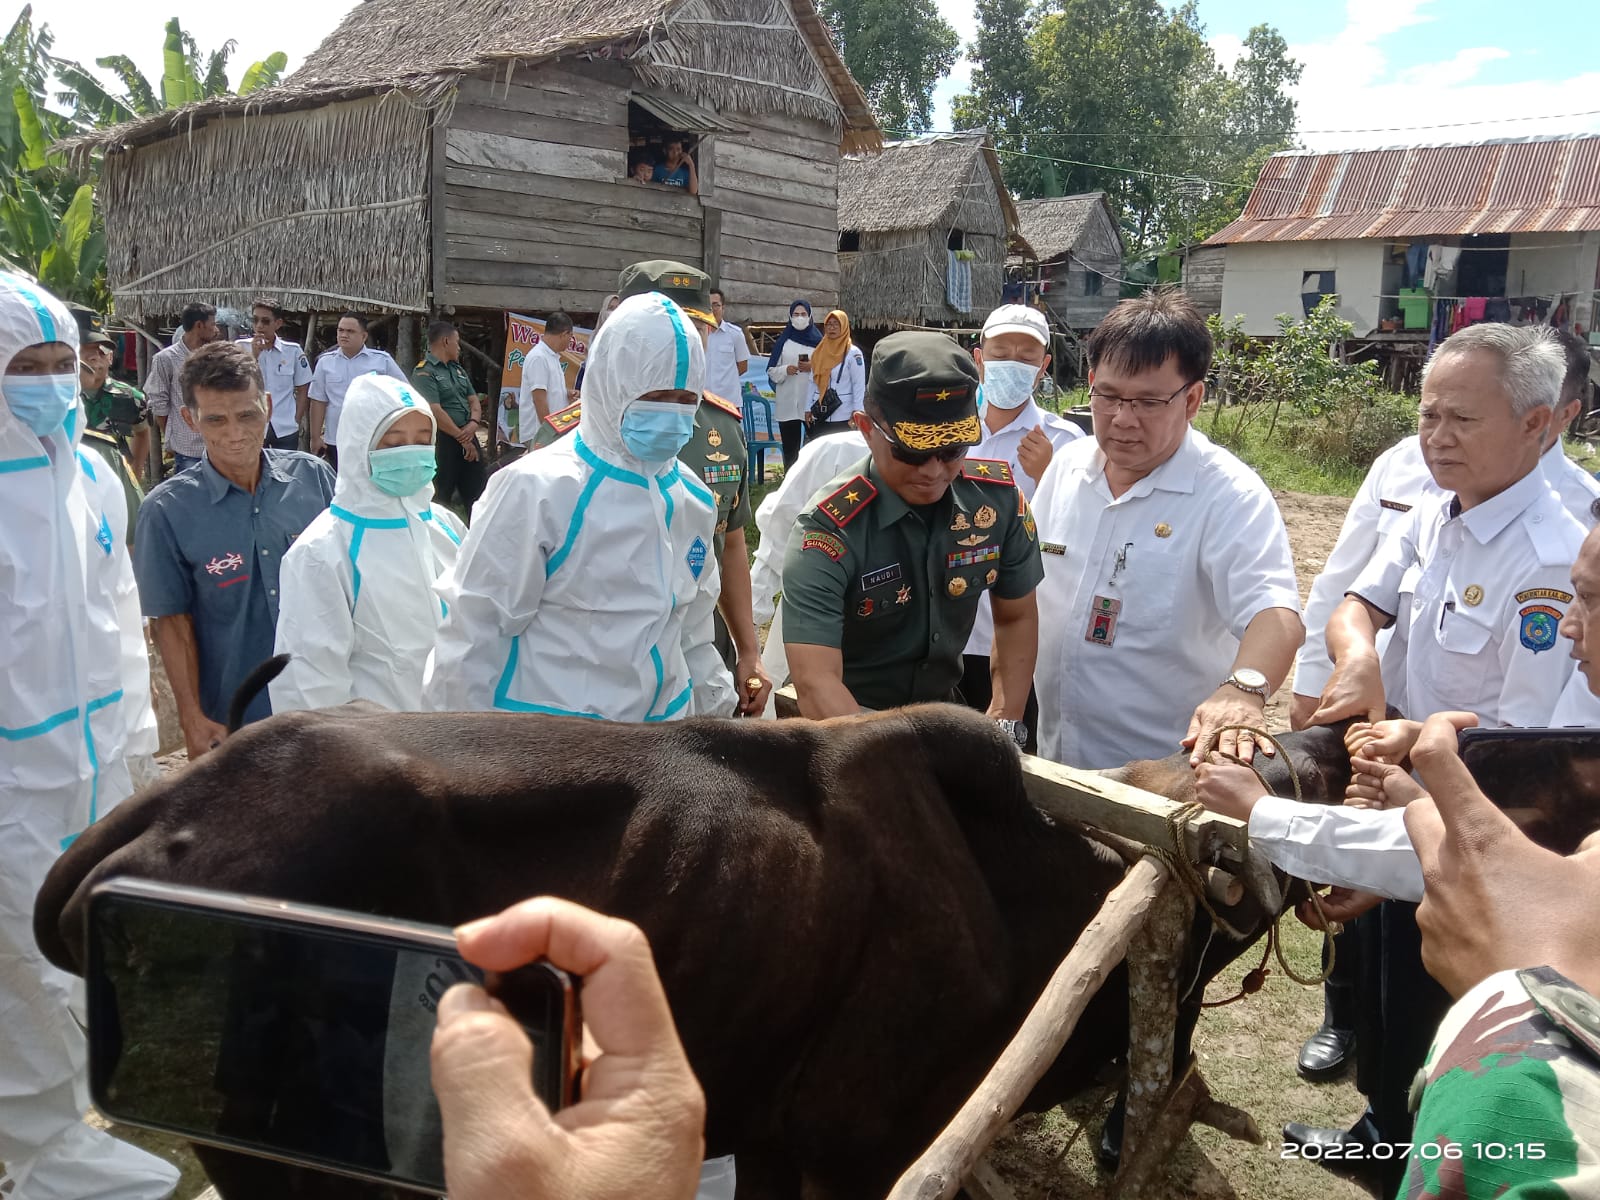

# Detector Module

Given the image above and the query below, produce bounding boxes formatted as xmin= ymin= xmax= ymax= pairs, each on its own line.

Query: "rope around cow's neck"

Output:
xmin=1184 ymin=724 xmax=1337 ymax=1003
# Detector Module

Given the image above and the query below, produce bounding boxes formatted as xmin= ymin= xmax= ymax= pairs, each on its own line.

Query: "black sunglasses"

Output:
xmin=868 ymin=419 xmax=968 ymax=466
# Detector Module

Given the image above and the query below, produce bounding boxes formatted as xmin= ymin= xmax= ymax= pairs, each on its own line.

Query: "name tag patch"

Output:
xmin=1516 ymin=587 xmax=1574 ymax=604
xmin=947 ymin=545 xmax=1000 ymax=569
xmin=1041 ymin=542 xmax=1066 ymax=556
xmin=1085 ymin=594 xmax=1121 ymax=646
xmin=687 ymin=536 xmax=707 ymax=581
xmin=1379 ymin=499 xmax=1412 ymax=512
xmin=861 ymin=563 xmax=903 ymax=590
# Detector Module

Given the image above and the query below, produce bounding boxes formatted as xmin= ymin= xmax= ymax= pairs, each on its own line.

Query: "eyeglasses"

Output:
xmin=1087 ymin=380 xmax=1198 ymax=415
xmin=869 ymin=419 xmax=968 ymax=466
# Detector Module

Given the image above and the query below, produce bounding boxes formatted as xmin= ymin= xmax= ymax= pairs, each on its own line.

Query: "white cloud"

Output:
xmin=1289 ymin=1 xmax=1600 ymax=150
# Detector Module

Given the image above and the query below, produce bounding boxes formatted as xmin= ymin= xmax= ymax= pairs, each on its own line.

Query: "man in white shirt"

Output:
xmin=1291 ymin=327 xmax=1600 ymax=729
xmin=506 ymin=312 xmax=573 ymax=455
xmin=1031 ymin=290 xmax=1303 ymax=770
xmin=241 ymin=297 xmax=313 ymax=452
xmin=1279 ymin=323 xmax=1585 ymax=1186
xmin=960 ymin=304 xmax=1082 ymax=748
xmin=705 ymin=290 xmax=748 ymax=408
xmin=307 ymin=312 xmax=407 ymax=469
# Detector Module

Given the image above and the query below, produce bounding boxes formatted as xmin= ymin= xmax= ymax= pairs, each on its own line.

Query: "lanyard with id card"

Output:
xmin=1086 ymin=541 xmax=1133 ymax=647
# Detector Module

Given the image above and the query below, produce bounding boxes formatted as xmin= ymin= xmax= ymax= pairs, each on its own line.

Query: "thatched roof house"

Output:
xmin=68 ymin=0 xmax=880 ymax=339
xmin=835 ymin=133 xmax=1021 ymax=330
xmin=1012 ymin=193 xmax=1124 ymax=330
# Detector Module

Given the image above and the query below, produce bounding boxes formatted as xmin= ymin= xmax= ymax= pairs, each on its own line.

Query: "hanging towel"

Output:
xmin=947 ymin=250 xmax=973 ymax=313
xmin=1462 ymin=297 xmax=1487 ymax=322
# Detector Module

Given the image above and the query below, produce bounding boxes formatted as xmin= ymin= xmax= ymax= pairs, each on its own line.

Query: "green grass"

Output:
xmin=1199 ymin=405 xmax=1367 ymax=498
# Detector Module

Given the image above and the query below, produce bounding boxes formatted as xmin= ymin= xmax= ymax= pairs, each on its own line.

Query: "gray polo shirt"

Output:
xmin=134 ymin=449 xmax=335 ymax=727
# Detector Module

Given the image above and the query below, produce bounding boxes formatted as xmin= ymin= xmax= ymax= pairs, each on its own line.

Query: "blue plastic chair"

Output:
xmin=742 ymin=385 xmax=782 ymax=484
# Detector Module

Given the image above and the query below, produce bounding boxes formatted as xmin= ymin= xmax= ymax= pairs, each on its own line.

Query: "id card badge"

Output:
xmin=1085 ymin=594 xmax=1122 ymax=646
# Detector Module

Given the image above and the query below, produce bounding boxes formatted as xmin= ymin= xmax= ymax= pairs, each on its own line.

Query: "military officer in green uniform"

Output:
xmin=410 ymin=319 xmax=488 ymax=514
xmin=530 ymin=261 xmax=770 ymax=714
xmin=781 ymin=331 xmax=1043 ymax=741
xmin=73 ymin=305 xmax=149 ymax=479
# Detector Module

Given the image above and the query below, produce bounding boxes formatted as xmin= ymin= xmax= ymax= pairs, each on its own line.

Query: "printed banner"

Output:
xmin=499 ymin=312 xmax=594 ymax=439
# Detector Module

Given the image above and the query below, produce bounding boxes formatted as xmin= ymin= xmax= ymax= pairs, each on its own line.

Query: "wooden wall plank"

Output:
xmin=440 ymin=283 xmax=618 ymax=313
xmin=717 ymin=279 xmax=840 ymax=311
xmin=445 ymin=164 xmax=700 ymax=220
xmin=457 ymin=75 xmax=626 ymax=126
xmin=447 ymin=253 xmax=700 ymax=290
xmin=446 ymin=235 xmax=698 ymax=277
xmin=715 ymin=139 xmax=838 ymax=189
xmin=720 ymin=233 xmax=836 ymax=275
xmin=447 ymin=183 xmax=704 ymax=242
xmin=719 ymin=253 xmax=838 ymax=290
xmin=449 ymin=102 xmax=629 ymax=154
xmin=719 ymin=210 xmax=837 ymax=254
xmin=733 ymin=107 xmax=843 ymax=146
xmin=721 ymin=121 xmax=836 ymax=164
xmin=715 ymin=185 xmax=837 ymax=233
xmin=471 ymin=62 xmax=632 ymax=106
xmin=714 ymin=165 xmax=836 ymax=211
xmin=446 ymin=209 xmax=702 ymax=260
xmin=445 ymin=128 xmax=624 ymax=185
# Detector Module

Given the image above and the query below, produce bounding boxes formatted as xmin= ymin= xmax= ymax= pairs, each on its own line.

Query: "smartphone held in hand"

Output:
xmin=84 ymin=878 xmax=580 ymax=1195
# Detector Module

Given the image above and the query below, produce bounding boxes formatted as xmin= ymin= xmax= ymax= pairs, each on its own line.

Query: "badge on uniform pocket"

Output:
xmin=1085 ymin=594 xmax=1121 ymax=646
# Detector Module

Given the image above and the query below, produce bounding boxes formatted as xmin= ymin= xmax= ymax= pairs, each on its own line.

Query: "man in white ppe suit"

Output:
xmin=0 ymin=272 xmax=178 ymax=1198
xmin=271 ymin=375 xmax=467 ymax=711
xmin=423 ymin=292 xmax=736 ymax=719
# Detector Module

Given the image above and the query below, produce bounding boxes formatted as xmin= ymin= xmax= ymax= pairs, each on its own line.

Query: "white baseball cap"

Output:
xmin=981 ymin=303 xmax=1050 ymax=347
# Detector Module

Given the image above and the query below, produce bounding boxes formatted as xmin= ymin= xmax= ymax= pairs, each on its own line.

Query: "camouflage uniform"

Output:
xmin=1403 ymin=966 xmax=1600 ymax=1198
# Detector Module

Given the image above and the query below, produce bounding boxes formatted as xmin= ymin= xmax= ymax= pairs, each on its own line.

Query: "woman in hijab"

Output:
xmin=765 ymin=298 xmax=822 ymax=467
xmin=271 ymin=374 xmax=467 ymax=712
xmin=804 ymin=309 xmax=866 ymax=439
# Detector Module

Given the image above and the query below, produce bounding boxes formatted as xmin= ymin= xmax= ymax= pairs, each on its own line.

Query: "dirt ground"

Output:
xmin=114 ymin=491 xmax=1373 ymax=1200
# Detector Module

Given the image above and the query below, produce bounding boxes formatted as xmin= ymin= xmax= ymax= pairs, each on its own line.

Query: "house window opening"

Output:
xmin=839 ymin=230 xmax=861 ymax=253
xmin=627 ymin=102 xmax=700 ymax=193
xmin=946 ymin=228 xmax=966 ymax=252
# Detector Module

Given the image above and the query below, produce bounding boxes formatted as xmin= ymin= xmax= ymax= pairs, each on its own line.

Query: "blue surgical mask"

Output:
xmin=620 ymin=400 xmax=697 ymax=462
xmin=981 ymin=360 xmax=1039 ymax=411
xmin=5 ymin=373 xmax=78 ymax=437
xmin=369 ymin=445 xmax=437 ymax=497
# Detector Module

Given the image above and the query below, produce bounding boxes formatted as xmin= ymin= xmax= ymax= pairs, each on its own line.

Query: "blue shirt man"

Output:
xmin=135 ymin=341 xmax=334 ymax=756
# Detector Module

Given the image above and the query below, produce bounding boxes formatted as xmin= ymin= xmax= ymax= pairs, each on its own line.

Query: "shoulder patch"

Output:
xmin=816 ymin=475 xmax=877 ymax=528
xmin=962 ymin=458 xmax=1015 ymax=485
xmin=543 ymin=401 xmax=582 ymax=435
xmin=1517 ymin=587 xmax=1574 ymax=605
xmin=82 ymin=427 xmax=118 ymax=446
xmin=801 ymin=529 xmax=847 ymax=561
xmin=702 ymin=390 xmax=742 ymax=419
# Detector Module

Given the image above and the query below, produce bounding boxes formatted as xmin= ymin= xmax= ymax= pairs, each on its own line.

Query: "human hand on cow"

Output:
xmin=181 ymin=714 xmax=229 ymax=761
xmin=1183 ymin=687 xmax=1273 ymax=766
xmin=1296 ymin=885 xmax=1381 ymax=932
xmin=1288 ymin=692 xmax=1318 ymax=731
xmin=1308 ymin=653 xmax=1386 ymax=728
xmin=1344 ymin=718 xmax=1421 ymax=764
xmin=1406 ymin=711 xmax=1600 ymax=999
xmin=1344 ymin=754 xmax=1426 ymax=810
xmin=734 ymin=652 xmax=773 ymax=717
xmin=1193 ymin=755 xmax=1265 ymax=822
xmin=1016 ymin=426 xmax=1053 ymax=482
xmin=431 ymin=897 xmax=706 ymax=1200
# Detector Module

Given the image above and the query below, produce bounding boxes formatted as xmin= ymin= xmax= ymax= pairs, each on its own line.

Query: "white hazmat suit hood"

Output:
xmin=0 ymin=270 xmax=178 ymax=1197
xmin=271 ymin=375 xmax=465 ymax=712
xmin=424 ymin=292 xmax=737 ymax=719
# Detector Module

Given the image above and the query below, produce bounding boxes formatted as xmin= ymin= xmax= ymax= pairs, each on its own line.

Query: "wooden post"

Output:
xmin=1114 ymin=877 xmax=1194 ymax=1197
xmin=397 ymin=316 xmax=417 ymax=377
xmin=1112 ymin=1057 xmax=1262 ymax=1195
xmin=304 ymin=312 xmax=319 ymax=359
xmin=886 ymin=856 xmax=1170 ymax=1200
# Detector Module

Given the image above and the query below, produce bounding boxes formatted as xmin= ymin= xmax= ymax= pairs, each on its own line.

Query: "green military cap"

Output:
xmin=68 ymin=303 xmax=115 ymax=347
xmin=617 ymin=260 xmax=717 ymax=327
xmin=867 ymin=330 xmax=981 ymax=453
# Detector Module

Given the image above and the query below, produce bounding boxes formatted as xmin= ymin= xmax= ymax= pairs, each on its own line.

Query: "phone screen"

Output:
xmin=1458 ymin=726 xmax=1600 ymax=854
xmin=86 ymin=884 xmax=574 ymax=1194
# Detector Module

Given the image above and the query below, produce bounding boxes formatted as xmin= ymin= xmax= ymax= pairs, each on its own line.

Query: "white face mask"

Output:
xmin=981 ymin=359 xmax=1040 ymax=411
xmin=791 ymin=314 xmax=810 ymax=331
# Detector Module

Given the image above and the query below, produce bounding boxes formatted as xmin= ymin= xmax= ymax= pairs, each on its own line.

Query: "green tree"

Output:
xmin=951 ymin=0 xmax=1046 ymax=190
xmin=819 ymin=0 xmax=959 ymax=134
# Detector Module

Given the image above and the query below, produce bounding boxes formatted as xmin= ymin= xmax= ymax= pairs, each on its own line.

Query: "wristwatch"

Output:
xmin=1222 ymin=668 xmax=1269 ymax=700
xmin=994 ymin=718 xmax=1029 ymax=748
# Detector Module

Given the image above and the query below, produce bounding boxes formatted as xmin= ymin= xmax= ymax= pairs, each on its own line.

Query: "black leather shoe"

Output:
xmin=1282 ymin=1119 xmax=1384 ymax=1185
xmin=1297 ymin=1024 xmax=1355 ymax=1081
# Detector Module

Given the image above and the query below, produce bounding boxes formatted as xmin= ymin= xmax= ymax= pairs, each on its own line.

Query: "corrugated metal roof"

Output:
xmin=1205 ymin=135 xmax=1600 ymax=245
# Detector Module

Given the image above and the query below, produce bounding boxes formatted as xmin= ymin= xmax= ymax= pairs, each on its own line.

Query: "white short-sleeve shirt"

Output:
xmin=1032 ymin=427 xmax=1301 ymax=768
xmin=309 ymin=346 xmax=408 ymax=445
xmin=964 ymin=399 xmax=1083 ymax=657
xmin=510 ymin=340 xmax=569 ymax=445
xmin=705 ymin=320 xmax=747 ymax=407
xmin=1349 ymin=466 xmax=1584 ymax=728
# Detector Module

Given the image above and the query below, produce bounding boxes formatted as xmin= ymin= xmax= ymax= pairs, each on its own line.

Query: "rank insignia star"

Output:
xmin=935 ymin=389 xmax=952 ymax=401
xmin=846 ymin=490 xmax=860 ymax=502
xmin=895 ymin=585 xmax=911 ymax=604
xmin=974 ymin=463 xmax=992 ymax=475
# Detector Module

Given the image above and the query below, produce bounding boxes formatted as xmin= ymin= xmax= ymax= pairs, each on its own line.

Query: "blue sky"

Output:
xmin=929 ymin=0 xmax=1600 ymax=150
xmin=37 ymin=0 xmax=1600 ymax=154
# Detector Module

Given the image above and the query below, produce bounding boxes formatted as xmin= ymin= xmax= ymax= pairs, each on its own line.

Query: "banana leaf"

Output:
xmin=94 ymin=55 xmax=159 ymax=116
xmin=13 ymin=82 xmax=45 ymax=169
xmin=238 ymin=51 xmax=286 ymax=95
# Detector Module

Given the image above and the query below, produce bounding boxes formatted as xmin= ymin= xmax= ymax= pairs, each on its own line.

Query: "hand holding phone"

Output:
xmin=431 ymin=898 xmax=707 ymax=1200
